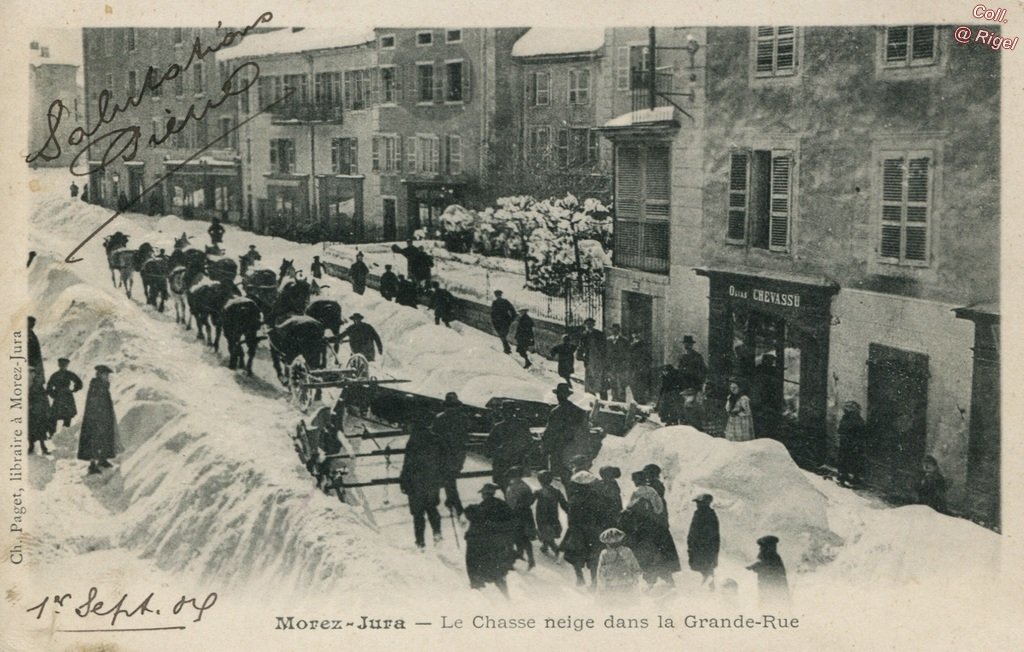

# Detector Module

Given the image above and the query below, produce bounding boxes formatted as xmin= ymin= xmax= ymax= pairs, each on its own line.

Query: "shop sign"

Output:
xmin=728 ymin=284 xmax=801 ymax=308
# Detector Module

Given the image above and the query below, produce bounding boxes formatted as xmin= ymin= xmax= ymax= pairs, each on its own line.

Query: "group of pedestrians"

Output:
xmin=24 ymin=317 xmax=123 ymax=475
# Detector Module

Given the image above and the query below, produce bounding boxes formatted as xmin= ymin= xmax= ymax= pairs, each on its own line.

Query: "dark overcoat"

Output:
xmin=464 ymin=498 xmax=517 ymax=586
xmin=686 ymin=505 xmax=720 ymax=573
xmin=47 ymin=369 xmax=83 ymax=421
xmin=77 ymin=378 xmax=122 ymax=461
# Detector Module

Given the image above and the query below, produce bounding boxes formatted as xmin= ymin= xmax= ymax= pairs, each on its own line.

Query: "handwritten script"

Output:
xmin=26 ymin=587 xmax=218 ymax=631
xmin=23 ymin=12 xmax=285 ymax=264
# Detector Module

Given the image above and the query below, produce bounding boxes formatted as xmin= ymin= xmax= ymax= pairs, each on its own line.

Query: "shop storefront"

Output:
xmin=405 ymin=182 xmax=464 ymax=235
xmin=165 ymin=158 xmax=242 ymax=222
xmin=696 ymin=268 xmax=839 ymax=467
xmin=319 ymin=175 xmax=364 ymax=242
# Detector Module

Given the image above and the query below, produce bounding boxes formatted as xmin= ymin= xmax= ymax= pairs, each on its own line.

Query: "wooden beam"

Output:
xmin=341 ymin=469 xmax=493 ymax=489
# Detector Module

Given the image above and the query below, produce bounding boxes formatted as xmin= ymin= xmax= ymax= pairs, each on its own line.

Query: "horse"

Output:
xmin=141 ymin=256 xmax=170 ymax=312
xmin=267 ymin=314 xmax=327 ymax=385
xmin=278 ymin=258 xmax=296 ymax=284
xmin=168 ymin=248 xmax=208 ymax=327
xmin=103 ymin=232 xmax=135 ymax=296
xmin=187 ymin=277 xmax=239 ymax=349
xmin=221 ymin=296 xmax=263 ymax=374
xmin=305 ymin=299 xmax=344 ymax=362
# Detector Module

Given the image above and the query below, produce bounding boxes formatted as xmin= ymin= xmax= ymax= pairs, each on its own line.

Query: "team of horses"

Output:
xmin=103 ymin=232 xmax=345 ymax=382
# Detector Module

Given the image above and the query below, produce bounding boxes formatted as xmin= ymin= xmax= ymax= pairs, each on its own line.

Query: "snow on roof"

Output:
xmin=219 ymin=27 xmax=374 ymax=61
xmin=512 ymin=27 xmax=605 ymax=57
xmin=603 ymin=106 xmax=677 ymax=128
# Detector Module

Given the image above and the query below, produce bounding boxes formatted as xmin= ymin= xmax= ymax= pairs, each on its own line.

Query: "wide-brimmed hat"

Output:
xmin=757 ymin=535 xmax=780 ymax=547
xmin=553 ymin=382 xmax=573 ymax=397
xmin=94 ymin=365 xmax=114 ymax=374
xmin=444 ymin=392 xmax=462 ymax=406
xmin=479 ymin=483 xmax=499 ymax=495
xmin=682 ymin=335 xmax=696 ymax=344
xmin=843 ymin=400 xmax=861 ymax=412
xmin=350 ymin=313 xmax=364 ymax=320
xmin=693 ymin=493 xmax=713 ymax=504
xmin=570 ymin=470 xmax=599 ymax=485
xmin=58 ymin=357 xmax=70 ymax=365
xmin=599 ymin=528 xmax=626 ymax=545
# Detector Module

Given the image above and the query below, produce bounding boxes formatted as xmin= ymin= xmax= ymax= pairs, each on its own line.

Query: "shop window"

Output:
xmin=879 ymin=150 xmax=932 ymax=265
xmin=614 ymin=143 xmax=670 ymax=274
xmin=753 ymin=27 xmax=797 ymax=78
xmin=726 ymin=148 xmax=793 ymax=252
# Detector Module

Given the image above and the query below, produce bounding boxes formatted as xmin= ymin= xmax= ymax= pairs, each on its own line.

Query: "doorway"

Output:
xmin=382 ymin=197 xmax=397 ymax=241
xmin=621 ymin=291 xmax=653 ymax=401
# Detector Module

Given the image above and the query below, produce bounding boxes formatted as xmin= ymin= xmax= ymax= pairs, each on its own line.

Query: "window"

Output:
xmin=529 ymin=126 xmax=550 ymax=156
xmin=40 ymin=46 xmax=50 ymax=58
xmin=270 ymin=139 xmax=296 ymax=174
xmin=884 ymin=26 xmax=936 ymax=67
xmin=754 ymin=27 xmax=797 ymax=77
xmin=531 ymin=71 xmax=550 ymax=106
xmin=149 ymin=67 xmax=162 ymax=97
xmin=418 ymin=135 xmax=440 ymax=173
xmin=405 ymin=136 xmax=417 ymax=171
xmin=283 ymin=74 xmax=309 ymax=104
xmin=193 ymin=61 xmax=205 ymax=95
xmin=315 ymin=72 xmax=342 ymax=105
xmin=879 ymin=150 xmax=932 ymax=265
xmin=172 ymin=123 xmax=186 ymax=148
xmin=417 ymin=63 xmax=435 ymax=102
xmin=445 ymin=61 xmax=463 ymax=102
xmin=128 ymin=71 xmax=138 ymax=98
xmin=174 ymin=68 xmax=185 ymax=96
xmin=194 ymin=120 xmax=208 ymax=148
xmin=446 ymin=135 xmax=462 ymax=174
xmin=616 ymin=45 xmax=650 ymax=90
xmin=219 ymin=117 xmax=237 ymax=149
xmin=568 ymin=69 xmax=590 ymax=105
xmin=127 ymin=28 xmax=136 ymax=51
xmin=344 ymin=70 xmax=370 ymax=110
xmin=331 ymin=138 xmax=358 ymax=174
xmin=614 ymin=143 xmax=671 ymax=273
xmin=417 ymin=31 xmax=433 ymax=46
xmin=380 ymin=66 xmax=397 ymax=103
xmin=173 ymin=28 xmax=184 ymax=45
xmin=726 ymin=148 xmax=793 ymax=251
xmin=446 ymin=29 xmax=462 ymax=43
xmin=379 ymin=34 xmax=395 ymax=49
xmin=372 ymin=135 xmax=400 ymax=172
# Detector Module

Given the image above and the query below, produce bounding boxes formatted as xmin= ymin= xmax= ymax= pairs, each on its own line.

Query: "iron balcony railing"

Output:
xmin=269 ymin=101 xmax=344 ymax=124
xmin=630 ymin=69 xmax=675 ymax=114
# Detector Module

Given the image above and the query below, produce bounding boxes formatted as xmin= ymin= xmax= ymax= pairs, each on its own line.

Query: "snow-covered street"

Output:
xmin=4 ymin=169 xmax=1014 ymax=650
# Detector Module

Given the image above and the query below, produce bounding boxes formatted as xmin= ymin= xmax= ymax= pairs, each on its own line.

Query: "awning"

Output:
xmin=599 ymin=106 xmax=679 ymax=135
xmin=694 ymin=266 xmax=840 ymax=292
xmin=953 ymin=301 xmax=1000 ymax=321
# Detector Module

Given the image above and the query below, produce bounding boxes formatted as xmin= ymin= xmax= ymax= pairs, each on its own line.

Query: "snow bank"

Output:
xmin=596 ymin=425 xmax=840 ymax=573
xmin=512 ymin=27 xmax=606 ymax=57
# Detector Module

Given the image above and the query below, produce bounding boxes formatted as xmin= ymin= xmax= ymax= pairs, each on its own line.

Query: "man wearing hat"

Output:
xmin=77 ymin=365 xmax=122 ymax=475
xmin=485 ymin=401 xmax=533 ymax=488
xmin=679 ymin=387 xmax=706 ymax=431
xmin=432 ymin=392 xmax=474 ymax=518
xmin=239 ymin=245 xmax=262 ymax=274
xmin=678 ymin=335 xmax=707 ymax=394
xmin=46 ymin=357 xmax=84 ymax=432
xmin=747 ymin=535 xmax=790 ymax=606
xmin=399 ymin=412 xmax=446 ymax=549
xmin=349 ymin=251 xmax=369 ymax=295
xmin=490 ymin=290 xmax=517 ymax=354
xmin=513 ymin=308 xmax=535 ymax=368
xmin=379 ymin=264 xmax=399 ymax=302
xmin=542 ymin=383 xmax=589 ymax=482
xmin=837 ymin=400 xmax=867 ymax=487
xmin=687 ymin=494 xmax=720 ymax=589
xmin=577 ymin=317 xmax=606 ymax=395
xmin=310 ymin=255 xmax=325 ymax=280
xmin=337 ymin=313 xmax=384 ymax=362
xmin=504 ymin=467 xmax=537 ymax=569
xmin=464 ymin=483 xmax=517 ymax=596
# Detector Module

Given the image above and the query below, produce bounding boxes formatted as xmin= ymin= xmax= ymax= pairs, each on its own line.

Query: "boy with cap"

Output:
xmin=77 ymin=365 xmax=121 ymax=474
xmin=687 ymin=494 xmax=720 ymax=589
xmin=746 ymin=535 xmax=790 ymax=607
xmin=46 ymin=357 xmax=83 ymax=432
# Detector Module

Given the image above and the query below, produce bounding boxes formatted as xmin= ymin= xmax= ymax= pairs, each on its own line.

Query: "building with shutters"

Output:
xmin=601 ymin=25 xmax=1000 ymax=526
xmin=27 ymin=42 xmax=84 ymax=170
xmin=80 ymin=28 xmax=243 ymax=219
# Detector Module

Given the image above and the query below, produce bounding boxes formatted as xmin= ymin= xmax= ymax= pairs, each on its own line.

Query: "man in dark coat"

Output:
xmin=432 ymin=392 xmax=474 ymax=518
xmin=551 ymin=334 xmax=577 ymax=386
xmin=348 ymin=252 xmax=369 ymax=295
xmin=396 ymin=275 xmax=419 ymax=307
xmin=747 ymin=535 xmax=790 ymax=607
xmin=504 ymin=466 xmax=537 ymax=569
xmin=687 ymin=494 xmax=720 ymax=589
xmin=337 ymin=313 xmax=383 ymax=362
xmin=399 ymin=414 xmax=445 ymax=548
xmin=578 ymin=318 xmax=606 ymax=395
xmin=628 ymin=332 xmax=651 ymax=402
xmin=490 ymin=290 xmax=517 ymax=354
xmin=514 ymin=308 xmax=535 ymax=368
xmin=837 ymin=400 xmax=867 ymax=486
xmin=677 ymin=335 xmax=707 ymax=393
xmin=28 ymin=370 xmax=52 ymax=455
xmin=485 ymin=402 xmax=533 ymax=488
xmin=430 ymin=282 xmax=456 ymax=327
xmin=46 ymin=357 xmax=83 ymax=431
xmin=207 ymin=218 xmax=225 ymax=246
xmin=310 ymin=255 xmax=325 ymax=280
xmin=464 ymin=484 xmax=517 ymax=597
xmin=560 ymin=470 xmax=604 ymax=587
xmin=393 ymin=240 xmax=432 ymax=288
xmin=379 ymin=264 xmax=399 ymax=301
xmin=542 ymin=383 xmax=589 ymax=482
xmin=27 ymin=316 xmax=44 ymax=379
xmin=70 ymin=181 xmax=79 ymax=198
xmin=603 ymin=325 xmax=629 ymax=400
xmin=657 ymin=364 xmax=684 ymax=425
xmin=77 ymin=365 xmax=121 ymax=474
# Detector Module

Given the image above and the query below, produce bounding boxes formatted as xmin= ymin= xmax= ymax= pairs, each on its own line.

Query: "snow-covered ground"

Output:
xmin=3 ymin=169 xmax=1017 ymax=651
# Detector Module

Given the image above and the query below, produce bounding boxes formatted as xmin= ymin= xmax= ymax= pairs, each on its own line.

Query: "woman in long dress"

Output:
xmin=724 ymin=379 xmax=755 ymax=442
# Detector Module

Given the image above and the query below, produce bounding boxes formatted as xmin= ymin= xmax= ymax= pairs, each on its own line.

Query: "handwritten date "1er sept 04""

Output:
xmin=26 ymin=587 xmax=218 ymax=628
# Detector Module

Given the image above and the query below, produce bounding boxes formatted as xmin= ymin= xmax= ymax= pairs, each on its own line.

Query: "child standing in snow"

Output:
xmin=534 ymin=470 xmax=568 ymax=557
xmin=596 ymin=528 xmax=642 ymax=594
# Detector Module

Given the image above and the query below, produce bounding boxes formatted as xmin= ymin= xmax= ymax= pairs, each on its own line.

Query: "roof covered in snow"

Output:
xmin=512 ymin=27 xmax=605 ymax=58
xmin=219 ymin=27 xmax=374 ymax=61
xmin=603 ymin=106 xmax=677 ymax=128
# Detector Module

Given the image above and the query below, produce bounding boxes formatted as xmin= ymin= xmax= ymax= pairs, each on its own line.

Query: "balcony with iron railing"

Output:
xmin=269 ymin=100 xmax=344 ymax=125
xmin=630 ymin=68 xmax=676 ymax=114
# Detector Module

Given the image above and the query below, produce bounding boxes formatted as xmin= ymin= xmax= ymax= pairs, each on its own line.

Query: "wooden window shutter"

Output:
xmin=526 ymin=72 xmax=535 ymax=105
xmin=727 ymin=150 xmax=750 ymax=243
xmin=395 ymin=66 xmax=404 ymax=103
xmin=769 ymin=150 xmax=792 ymax=251
xmin=432 ymin=136 xmax=441 ymax=172
xmin=904 ymin=152 xmax=931 ymax=262
xmin=350 ymin=138 xmax=358 ymax=174
xmin=371 ymin=136 xmax=380 ymax=172
xmin=406 ymin=136 xmax=417 ymax=172
xmin=644 ymin=145 xmax=671 ymax=219
xmin=616 ymin=145 xmax=642 ymax=220
xmin=880 ymin=154 xmax=904 ymax=260
xmin=434 ymin=64 xmax=443 ymax=103
xmin=462 ymin=59 xmax=472 ymax=102
xmin=616 ymin=46 xmax=629 ymax=90
xmin=911 ymin=26 xmax=935 ymax=63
